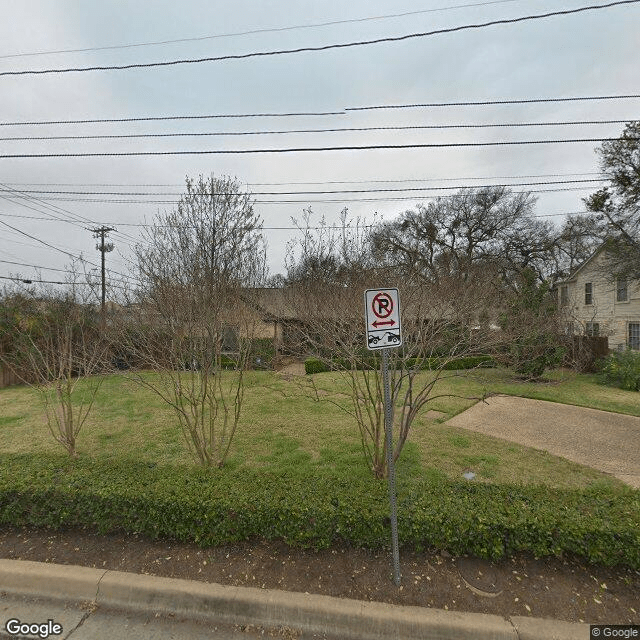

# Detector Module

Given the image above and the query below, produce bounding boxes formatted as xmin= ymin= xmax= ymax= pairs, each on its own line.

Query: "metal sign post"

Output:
xmin=382 ymin=347 xmax=401 ymax=586
xmin=365 ymin=288 xmax=402 ymax=586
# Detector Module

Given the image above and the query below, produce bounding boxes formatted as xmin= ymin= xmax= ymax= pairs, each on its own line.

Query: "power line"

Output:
xmin=0 ymin=212 xmax=93 ymax=223
xmin=0 ymin=195 xmax=85 ymax=228
xmin=0 ymin=112 xmax=347 ymax=127
xmin=0 ymin=218 xmax=95 ymax=265
xmin=0 ymin=210 xmax=595 ymax=237
xmin=0 ymin=173 xmax=604 ymax=211
xmin=1 ymin=97 xmax=638 ymax=128
xmin=253 ymin=187 xmax=604 ymax=203
xmin=0 ymin=274 xmax=86 ymax=285
xmin=0 ymin=119 xmax=635 ymax=142
xmin=1 ymin=137 xmax=636 ymax=159
xmin=0 ymin=188 xmax=100 ymax=231
xmin=0 ymin=273 xmax=132 ymax=289
xmin=246 ymin=172 xmax=605 ymax=186
xmin=0 ymin=1 xmax=528 ymax=60
xmin=0 ymin=193 xmax=136 ymax=255
xmin=0 ymin=183 xmax=141 ymax=245
xmin=0 ymin=187 xmax=140 ymax=249
xmin=0 ymin=259 xmax=69 ymax=273
xmin=107 ymin=210 xmax=596 ymax=226
xmin=0 ymin=185 xmax=600 ymax=206
xmin=0 ymin=183 xmax=93 ymax=224
xmin=1 ymin=1 xmax=637 ymax=77
xmin=0 ymin=229 xmax=81 ymax=255
xmin=0 ymin=172 xmax=605 ymax=187
xmin=0 ymin=174 xmax=604 ymax=218
xmin=0 ymin=217 xmax=140 ymax=283
xmin=347 ymin=96 xmax=640 ymax=111
xmin=2 ymin=178 xmax=606 ymax=197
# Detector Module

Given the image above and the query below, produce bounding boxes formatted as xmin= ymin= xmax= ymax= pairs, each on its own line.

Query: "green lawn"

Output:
xmin=1 ymin=367 xmax=638 ymax=566
xmin=472 ymin=368 xmax=640 ymax=417
xmin=0 ymin=367 xmax=637 ymax=489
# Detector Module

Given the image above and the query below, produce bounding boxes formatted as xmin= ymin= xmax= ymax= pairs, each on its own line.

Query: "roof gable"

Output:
xmin=557 ymin=242 xmax=606 ymax=284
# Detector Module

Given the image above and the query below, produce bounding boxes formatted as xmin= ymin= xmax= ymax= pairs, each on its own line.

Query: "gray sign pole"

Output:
xmin=382 ymin=347 xmax=401 ymax=586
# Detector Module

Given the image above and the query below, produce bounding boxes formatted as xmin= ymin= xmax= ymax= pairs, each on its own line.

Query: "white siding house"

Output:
xmin=557 ymin=244 xmax=640 ymax=350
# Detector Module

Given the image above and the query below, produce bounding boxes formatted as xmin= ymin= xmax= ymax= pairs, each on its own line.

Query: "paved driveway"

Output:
xmin=446 ymin=395 xmax=640 ymax=488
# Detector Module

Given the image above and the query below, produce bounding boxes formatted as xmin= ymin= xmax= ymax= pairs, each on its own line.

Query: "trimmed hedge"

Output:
xmin=305 ymin=355 xmax=495 ymax=374
xmin=304 ymin=357 xmax=331 ymax=374
xmin=0 ymin=453 xmax=638 ymax=568
xmin=405 ymin=355 xmax=495 ymax=371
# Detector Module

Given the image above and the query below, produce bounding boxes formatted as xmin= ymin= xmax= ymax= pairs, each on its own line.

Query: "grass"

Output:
xmin=0 ymin=367 xmax=636 ymax=490
xmin=1 ymin=367 xmax=638 ymax=566
xmin=475 ymin=368 xmax=640 ymax=417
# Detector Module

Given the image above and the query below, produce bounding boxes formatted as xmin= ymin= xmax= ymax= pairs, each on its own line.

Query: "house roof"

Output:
xmin=243 ymin=284 xmax=497 ymax=325
xmin=554 ymin=238 xmax=617 ymax=285
xmin=556 ymin=235 xmax=640 ymax=286
xmin=243 ymin=287 xmax=297 ymax=320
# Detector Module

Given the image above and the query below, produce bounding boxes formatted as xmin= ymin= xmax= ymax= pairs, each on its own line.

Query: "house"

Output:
xmin=240 ymin=287 xmax=298 ymax=353
xmin=556 ymin=241 xmax=640 ymax=350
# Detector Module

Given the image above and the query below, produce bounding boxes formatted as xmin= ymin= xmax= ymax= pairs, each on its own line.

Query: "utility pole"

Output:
xmin=91 ymin=226 xmax=115 ymax=328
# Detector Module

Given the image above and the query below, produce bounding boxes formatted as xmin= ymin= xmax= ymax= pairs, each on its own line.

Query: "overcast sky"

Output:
xmin=0 ymin=0 xmax=638 ymax=290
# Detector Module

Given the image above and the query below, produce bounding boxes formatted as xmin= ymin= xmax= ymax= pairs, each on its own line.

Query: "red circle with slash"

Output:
xmin=372 ymin=292 xmax=393 ymax=318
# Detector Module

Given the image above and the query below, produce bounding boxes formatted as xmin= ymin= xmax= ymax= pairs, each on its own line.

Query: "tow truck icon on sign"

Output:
xmin=368 ymin=331 xmax=400 ymax=347
xmin=364 ymin=288 xmax=402 ymax=350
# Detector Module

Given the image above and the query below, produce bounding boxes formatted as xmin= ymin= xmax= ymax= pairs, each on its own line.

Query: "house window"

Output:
xmin=584 ymin=282 xmax=593 ymax=305
xmin=560 ymin=285 xmax=568 ymax=307
xmin=616 ymin=278 xmax=628 ymax=302
xmin=585 ymin=322 xmax=599 ymax=337
xmin=630 ymin=323 xmax=640 ymax=350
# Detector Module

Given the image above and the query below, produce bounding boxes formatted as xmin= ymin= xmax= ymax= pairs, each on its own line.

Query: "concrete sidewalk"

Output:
xmin=446 ymin=395 xmax=640 ymax=488
xmin=0 ymin=559 xmax=588 ymax=640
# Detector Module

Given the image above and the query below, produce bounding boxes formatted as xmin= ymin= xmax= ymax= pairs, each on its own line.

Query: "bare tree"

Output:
xmin=285 ymin=211 xmax=497 ymax=478
xmin=0 ymin=273 xmax=107 ymax=457
xmin=498 ymin=268 xmax=566 ymax=379
xmin=122 ymin=174 xmax=267 ymax=468
xmin=371 ymin=187 xmax=540 ymax=285
xmin=553 ymin=214 xmax=602 ymax=278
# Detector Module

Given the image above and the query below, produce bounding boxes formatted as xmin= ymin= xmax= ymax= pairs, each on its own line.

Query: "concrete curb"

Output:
xmin=0 ymin=559 xmax=589 ymax=640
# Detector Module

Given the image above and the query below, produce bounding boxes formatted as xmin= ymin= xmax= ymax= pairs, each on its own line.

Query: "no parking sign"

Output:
xmin=364 ymin=288 xmax=402 ymax=350
xmin=363 ymin=287 xmax=403 ymax=585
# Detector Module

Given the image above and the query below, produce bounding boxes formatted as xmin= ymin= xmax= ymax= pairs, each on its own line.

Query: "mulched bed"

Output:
xmin=0 ymin=526 xmax=638 ymax=624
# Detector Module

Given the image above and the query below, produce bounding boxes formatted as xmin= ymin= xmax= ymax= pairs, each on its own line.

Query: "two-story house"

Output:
xmin=556 ymin=242 xmax=640 ymax=350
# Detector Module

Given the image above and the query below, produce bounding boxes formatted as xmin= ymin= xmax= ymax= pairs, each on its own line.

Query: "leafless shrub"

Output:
xmin=0 ymin=276 xmax=107 ymax=456
xmin=119 ymin=174 xmax=267 ymax=467
xmin=284 ymin=210 xmax=498 ymax=478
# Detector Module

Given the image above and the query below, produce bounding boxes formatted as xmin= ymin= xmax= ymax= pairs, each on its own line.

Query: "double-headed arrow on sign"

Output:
xmin=372 ymin=319 xmax=396 ymax=328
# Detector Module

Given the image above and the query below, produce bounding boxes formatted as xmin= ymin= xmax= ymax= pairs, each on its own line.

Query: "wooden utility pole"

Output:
xmin=91 ymin=226 xmax=115 ymax=328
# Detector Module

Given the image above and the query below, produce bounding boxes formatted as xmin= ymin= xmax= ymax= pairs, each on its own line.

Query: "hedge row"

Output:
xmin=1 ymin=454 xmax=638 ymax=568
xmin=305 ymin=355 xmax=495 ymax=374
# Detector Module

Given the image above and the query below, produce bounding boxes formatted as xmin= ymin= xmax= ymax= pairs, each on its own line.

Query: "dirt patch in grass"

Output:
xmin=276 ymin=363 xmax=307 ymax=377
xmin=424 ymin=410 xmax=447 ymax=421
xmin=0 ymin=526 xmax=637 ymax=624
